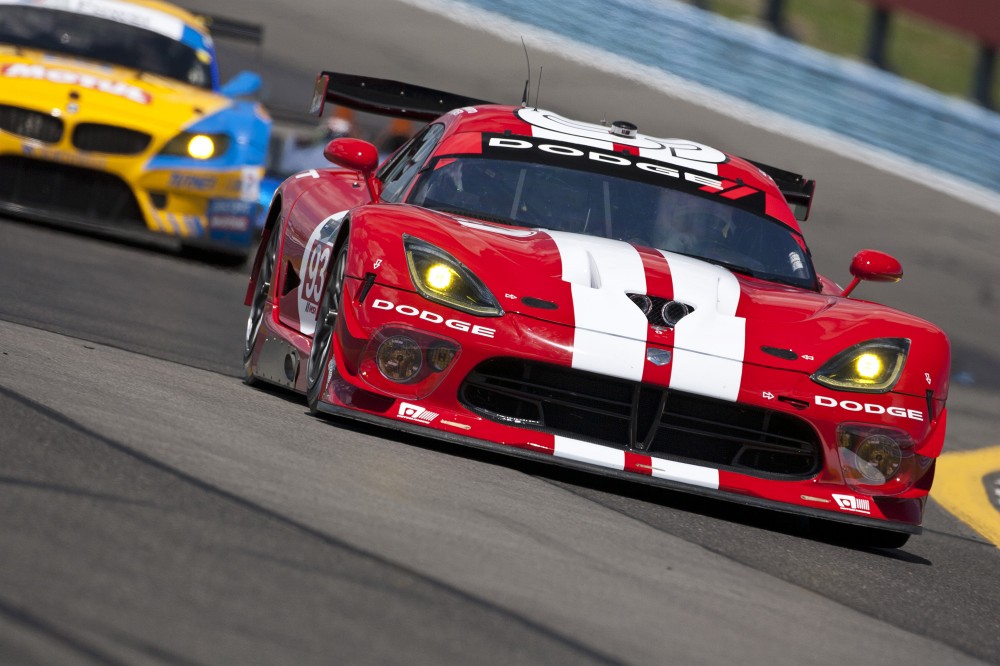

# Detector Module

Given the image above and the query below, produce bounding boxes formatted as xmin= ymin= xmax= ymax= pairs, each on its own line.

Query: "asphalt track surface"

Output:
xmin=2 ymin=1 xmax=1000 ymax=663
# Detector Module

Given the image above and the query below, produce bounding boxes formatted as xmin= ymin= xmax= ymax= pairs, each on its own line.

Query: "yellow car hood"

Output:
xmin=0 ymin=48 xmax=230 ymax=135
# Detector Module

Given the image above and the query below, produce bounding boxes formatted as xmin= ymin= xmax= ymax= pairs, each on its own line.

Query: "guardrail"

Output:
xmin=698 ymin=0 xmax=998 ymax=109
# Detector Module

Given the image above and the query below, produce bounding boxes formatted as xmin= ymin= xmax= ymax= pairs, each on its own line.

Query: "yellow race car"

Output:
xmin=0 ymin=0 xmax=272 ymax=260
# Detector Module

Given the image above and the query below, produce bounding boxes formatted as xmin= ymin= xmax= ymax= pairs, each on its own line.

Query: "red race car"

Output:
xmin=244 ymin=72 xmax=950 ymax=548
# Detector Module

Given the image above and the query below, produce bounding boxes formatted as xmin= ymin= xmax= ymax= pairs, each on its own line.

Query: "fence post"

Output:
xmin=761 ymin=0 xmax=788 ymax=36
xmin=865 ymin=6 xmax=891 ymax=70
xmin=972 ymin=44 xmax=996 ymax=109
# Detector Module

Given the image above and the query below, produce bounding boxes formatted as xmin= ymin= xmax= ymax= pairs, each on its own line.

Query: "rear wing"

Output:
xmin=193 ymin=12 xmax=265 ymax=45
xmin=310 ymin=71 xmax=494 ymax=122
xmin=746 ymin=159 xmax=816 ymax=222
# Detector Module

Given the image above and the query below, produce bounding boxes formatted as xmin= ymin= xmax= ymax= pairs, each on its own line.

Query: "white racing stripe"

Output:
xmin=553 ymin=436 xmax=625 ymax=469
xmin=660 ymin=250 xmax=746 ymax=402
xmin=548 ymin=232 xmax=648 ymax=381
xmin=553 ymin=436 xmax=721 ymax=490
xmin=650 ymin=458 xmax=720 ymax=489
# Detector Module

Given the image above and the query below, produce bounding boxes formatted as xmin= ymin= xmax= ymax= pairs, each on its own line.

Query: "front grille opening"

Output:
xmin=461 ymin=358 xmax=821 ymax=479
xmin=0 ymin=156 xmax=145 ymax=228
xmin=72 ymin=123 xmax=152 ymax=155
xmin=0 ymin=104 xmax=63 ymax=142
xmin=149 ymin=192 xmax=168 ymax=209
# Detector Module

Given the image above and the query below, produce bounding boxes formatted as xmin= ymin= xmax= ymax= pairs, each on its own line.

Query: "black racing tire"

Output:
xmin=243 ymin=226 xmax=280 ymax=385
xmin=305 ymin=242 xmax=348 ymax=413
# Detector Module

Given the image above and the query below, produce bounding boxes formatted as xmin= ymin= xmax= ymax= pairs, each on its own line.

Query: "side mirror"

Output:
xmin=324 ymin=138 xmax=382 ymax=202
xmin=220 ymin=70 xmax=262 ymax=98
xmin=841 ymin=249 xmax=903 ymax=297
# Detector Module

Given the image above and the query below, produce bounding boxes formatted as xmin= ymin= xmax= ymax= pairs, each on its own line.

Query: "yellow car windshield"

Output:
xmin=0 ymin=5 xmax=213 ymax=89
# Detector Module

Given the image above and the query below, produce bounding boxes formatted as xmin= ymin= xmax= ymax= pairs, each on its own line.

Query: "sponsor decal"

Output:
xmin=209 ymin=214 xmax=249 ymax=232
xmin=2 ymin=64 xmax=151 ymax=104
xmin=169 ymin=173 xmax=217 ymax=191
xmin=487 ymin=136 xmax=730 ymax=191
xmin=297 ymin=211 xmax=348 ymax=335
xmin=22 ymin=144 xmax=105 ymax=168
xmin=371 ymin=299 xmax=496 ymax=338
xmin=814 ymin=395 xmax=924 ymax=422
xmin=484 ymin=133 xmax=766 ymax=216
xmin=800 ymin=495 xmax=832 ymax=504
xmin=397 ymin=402 xmax=439 ymax=423
xmin=208 ymin=199 xmax=253 ymax=231
xmin=240 ymin=167 xmax=262 ymax=200
xmin=516 ymin=108 xmax=728 ymax=174
xmin=832 ymin=494 xmax=872 ymax=514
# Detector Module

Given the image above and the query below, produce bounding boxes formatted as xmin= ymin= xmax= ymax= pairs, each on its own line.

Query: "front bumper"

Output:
xmin=273 ymin=279 xmax=942 ymax=532
xmin=0 ymin=149 xmax=261 ymax=255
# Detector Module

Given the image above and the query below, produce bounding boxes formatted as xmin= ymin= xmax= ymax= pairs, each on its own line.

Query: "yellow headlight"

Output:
xmin=811 ymin=338 xmax=910 ymax=393
xmin=187 ymin=134 xmax=216 ymax=160
xmin=855 ymin=353 xmax=883 ymax=379
xmin=425 ymin=263 xmax=454 ymax=291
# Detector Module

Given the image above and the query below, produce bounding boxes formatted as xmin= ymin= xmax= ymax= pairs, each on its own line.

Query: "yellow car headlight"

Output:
xmin=811 ymin=338 xmax=909 ymax=393
xmin=161 ymin=132 xmax=230 ymax=160
xmin=404 ymin=235 xmax=503 ymax=317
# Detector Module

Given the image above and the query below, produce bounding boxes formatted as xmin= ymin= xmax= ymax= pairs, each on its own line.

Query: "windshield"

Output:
xmin=0 ymin=6 xmax=213 ymax=89
xmin=409 ymin=155 xmax=817 ymax=289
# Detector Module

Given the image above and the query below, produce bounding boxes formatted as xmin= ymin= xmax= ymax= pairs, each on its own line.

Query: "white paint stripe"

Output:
xmin=553 ymin=437 xmax=720 ymax=490
xmin=661 ymin=251 xmax=745 ymax=401
xmin=530 ymin=126 xmax=615 ymax=151
xmin=298 ymin=211 xmax=348 ymax=336
xmin=553 ymin=436 xmax=625 ymax=469
xmin=163 ymin=214 xmax=179 ymax=235
xmin=402 ymin=0 xmax=1000 ymax=216
xmin=9 ymin=0 xmax=188 ymax=40
xmin=649 ymin=457 xmax=720 ymax=489
xmin=548 ymin=231 xmax=648 ymax=381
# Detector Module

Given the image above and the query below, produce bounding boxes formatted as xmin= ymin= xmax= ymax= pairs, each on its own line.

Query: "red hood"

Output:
xmin=357 ymin=205 xmax=948 ymax=396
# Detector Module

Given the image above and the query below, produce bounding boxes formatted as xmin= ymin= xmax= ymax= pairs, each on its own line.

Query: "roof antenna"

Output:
xmin=534 ymin=66 xmax=543 ymax=110
xmin=520 ymin=37 xmax=531 ymax=108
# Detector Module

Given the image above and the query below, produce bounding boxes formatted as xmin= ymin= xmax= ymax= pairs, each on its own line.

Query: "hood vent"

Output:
xmin=627 ymin=293 xmax=695 ymax=329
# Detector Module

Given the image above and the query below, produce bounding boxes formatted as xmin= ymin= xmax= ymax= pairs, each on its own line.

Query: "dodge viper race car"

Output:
xmin=0 ymin=0 xmax=271 ymax=260
xmin=243 ymin=72 xmax=950 ymax=548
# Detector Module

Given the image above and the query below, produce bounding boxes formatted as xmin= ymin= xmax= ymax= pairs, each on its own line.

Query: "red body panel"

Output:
xmin=244 ymin=103 xmax=950 ymax=538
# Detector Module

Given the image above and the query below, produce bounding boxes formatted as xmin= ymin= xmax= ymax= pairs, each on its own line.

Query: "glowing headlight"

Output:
xmin=161 ymin=132 xmax=230 ymax=160
xmin=425 ymin=263 xmax=455 ymax=291
xmin=404 ymin=235 xmax=503 ymax=317
xmin=811 ymin=338 xmax=909 ymax=393
xmin=855 ymin=353 xmax=883 ymax=379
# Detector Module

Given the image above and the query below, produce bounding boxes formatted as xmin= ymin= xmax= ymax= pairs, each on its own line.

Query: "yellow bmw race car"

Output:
xmin=0 ymin=0 xmax=272 ymax=260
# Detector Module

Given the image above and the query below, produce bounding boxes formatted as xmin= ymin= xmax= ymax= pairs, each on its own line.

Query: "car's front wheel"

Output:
xmin=306 ymin=242 xmax=348 ymax=413
xmin=243 ymin=226 xmax=280 ymax=385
